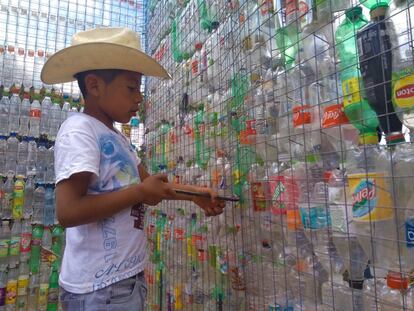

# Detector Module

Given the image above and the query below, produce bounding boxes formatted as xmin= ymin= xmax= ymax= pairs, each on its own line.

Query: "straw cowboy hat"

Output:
xmin=41 ymin=27 xmax=170 ymax=84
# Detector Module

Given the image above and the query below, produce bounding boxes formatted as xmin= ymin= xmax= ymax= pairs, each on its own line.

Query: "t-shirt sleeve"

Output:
xmin=54 ymin=130 xmax=100 ymax=184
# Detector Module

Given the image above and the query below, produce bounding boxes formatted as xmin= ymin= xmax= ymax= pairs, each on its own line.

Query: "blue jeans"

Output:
xmin=60 ymin=273 xmax=147 ymax=311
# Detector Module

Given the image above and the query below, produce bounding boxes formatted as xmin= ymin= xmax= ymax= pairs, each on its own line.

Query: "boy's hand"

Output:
xmin=140 ymin=174 xmax=175 ymax=206
xmin=192 ymin=188 xmax=225 ymax=217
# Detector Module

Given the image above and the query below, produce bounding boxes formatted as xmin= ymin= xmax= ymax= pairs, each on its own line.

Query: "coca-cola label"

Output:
xmin=29 ymin=108 xmax=41 ymax=118
xmin=392 ymin=72 xmax=414 ymax=109
xmin=322 ymin=104 xmax=349 ymax=128
xmin=292 ymin=105 xmax=311 ymax=127
xmin=349 ymin=173 xmax=393 ymax=222
xmin=191 ymin=59 xmax=199 ymax=75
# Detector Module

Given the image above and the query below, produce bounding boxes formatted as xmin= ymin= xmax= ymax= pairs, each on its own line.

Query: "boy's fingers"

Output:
xmin=154 ymin=174 xmax=169 ymax=183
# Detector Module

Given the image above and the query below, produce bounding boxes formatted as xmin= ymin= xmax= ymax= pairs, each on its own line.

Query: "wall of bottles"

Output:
xmin=144 ymin=0 xmax=414 ymax=310
xmin=0 ymin=0 xmax=147 ymax=309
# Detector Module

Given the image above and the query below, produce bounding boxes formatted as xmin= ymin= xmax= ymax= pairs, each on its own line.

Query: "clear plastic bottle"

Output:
xmin=16 ymin=138 xmax=28 ymax=178
xmin=2 ymin=176 xmax=14 ymax=219
xmin=390 ymin=0 xmax=414 ymax=134
xmin=16 ymin=260 xmax=29 ymax=311
xmin=9 ymin=221 xmax=21 ymax=268
xmin=48 ymin=102 xmax=61 ymax=142
xmin=26 ymin=138 xmax=37 ymax=177
xmin=44 ymin=146 xmax=55 ymax=186
xmin=19 ymin=220 xmax=31 ymax=263
xmin=32 ymin=185 xmax=45 ymax=225
xmin=35 ymin=142 xmax=47 ymax=185
xmin=0 ymin=221 xmax=10 ymax=271
xmin=379 ymin=272 xmax=414 ymax=310
xmin=18 ymin=89 xmax=31 ymax=137
xmin=5 ymin=263 xmax=18 ymax=310
xmin=37 ymin=263 xmax=49 ymax=311
xmin=23 ymin=176 xmax=34 ymax=221
xmin=39 ymin=92 xmax=52 ymax=138
xmin=28 ymin=92 xmax=41 ymax=139
xmin=0 ymin=137 xmax=6 ymax=177
xmin=60 ymin=96 xmax=71 ymax=124
xmin=5 ymin=134 xmax=18 ymax=177
xmin=27 ymin=273 xmax=39 ymax=311
xmin=43 ymin=186 xmax=55 ymax=227
xmin=8 ymin=85 xmax=21 ymax=135
xmin=0 ymin=88 xmax=10 ymax=136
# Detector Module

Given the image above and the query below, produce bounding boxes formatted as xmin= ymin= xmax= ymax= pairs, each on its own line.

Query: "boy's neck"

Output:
xmin=83 ymin=101 xmax=115 ymax=131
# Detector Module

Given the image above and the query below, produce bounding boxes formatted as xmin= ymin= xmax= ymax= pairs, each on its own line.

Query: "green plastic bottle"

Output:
xmin=46 ymin=268 xmax=58 ymax=311
xmin=335 ymin=6 xmax=380 ymax=144
xmin=29 ymin=225 xmax=44 ymax=274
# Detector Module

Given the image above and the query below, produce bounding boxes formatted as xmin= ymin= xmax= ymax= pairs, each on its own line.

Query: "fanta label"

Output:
xmin=348 ymin=173 xmax=393 ymax=222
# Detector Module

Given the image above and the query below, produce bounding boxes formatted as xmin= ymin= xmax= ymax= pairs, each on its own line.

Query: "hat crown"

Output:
xmin=71 ymin=27 xmax=141 ymax=50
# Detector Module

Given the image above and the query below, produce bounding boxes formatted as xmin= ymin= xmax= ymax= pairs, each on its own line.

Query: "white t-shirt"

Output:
xmin=54 ymin=113 xmax=147 ymax=294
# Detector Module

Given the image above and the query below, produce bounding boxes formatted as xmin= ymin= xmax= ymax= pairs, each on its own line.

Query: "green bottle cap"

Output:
xmin=345 ymin=6 xmax=363 ymax=19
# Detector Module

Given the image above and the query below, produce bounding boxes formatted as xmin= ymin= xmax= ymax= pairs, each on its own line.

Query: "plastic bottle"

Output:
xmin=0 ymin=88 xmax=10 ymax=136
xmin=46 ymin=268 xmax=58 ymax=311
xmin=0 ymin=222 xmax=10 ymax=271
xmin=9 ymin=221 xmax=21 ymax=268
xmin=37 ymin=263 xmax=49 ymax=311
xmin=5 ymin=263 xmax=18 ymax=310
xmin=335 ymin=6 xmax=380 ymax=144
xmin=390 ymin=0 xmax=414 ymax=137
xmin=60 ymin=96 xmax=71 ymax=124
xmin=51 ymin=226 xmax=63 ymax=269
xmin=28 ymin=91 xmax=41 ymax=138
xmin=35 ymin=142 xmax=47 ymax=185
xmin=16 ymin=260 xmax=29 ymax=311
xmin=32 ymin=185 xmax=45 ymax=225
xmin=29 ymin=225 xmax=43 ymax=275
xmin=48 ymin=102 xmax=61 ymax=142
xmin=347 ymin=145 xmax=397 ymax=277
xmin=18 ymin=89 xmax=31 ymax=137
xmin=22 ymin=176 xmax=34 ymax=221
xmin=2 ymin=176 xmax=14 ymax=219
xmin=39 ymin=92 xmax=52 ymax=138
xmin=5 ymin=134 xmax=18 ymax=177
xmin=0 ymin=137 xmax=6 ymax=176
xmin=357 ymin=2 xmax=403 ymax=145
xmin=26 ymin=138 xmax=37 ymax=177
xmin=27 ymin=273 xmax=39 ymax=311
xmin=379 ymin=272 xmax=414 ymax=310
xmin=0 ymin=268 xmax=7 ymax=310
xmin=44 ymin=146 xmax=55 ymax=186
xmin=361 ymin=0 xmax=391 ymax=10
xmin=130 ymin=116 xmax=140 ymax=148
xmin=19 ymin=220 xmax=31 ymax=263
xmin=12 ymin=176 xmax=24 ymax=220
xmin=43 ymin=186 xmax=55 ymax=227
xmin=16 ymin=138 xmax=28 ymax=179
xmin=8 ymin=85 xmax=21 ymax=135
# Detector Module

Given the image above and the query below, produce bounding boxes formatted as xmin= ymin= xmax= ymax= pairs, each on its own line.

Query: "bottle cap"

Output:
xmin=345 ymin=6 xmax=363 ymax=19
xmin=370 ymin=3 xmax=388 ymax=18
xmin=195 ymin=43 xmax=203 ymax=50
xmin=387 ymin=271 xmax=408 ymax=290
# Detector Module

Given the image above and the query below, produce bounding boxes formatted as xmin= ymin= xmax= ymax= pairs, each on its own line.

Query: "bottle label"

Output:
xmin=9 ymin=236 xmax=20 ymax=257
xmin=406 ymin=217 xmax=414 ymax=248
xmin=0 ymin=239 xmax=9 ymax=258
xmin=174 ymin=227 xmax=185 ymax=241
xmin=251 ymin=181 xmax=270 ymax=212
xmin=3 ymin=192 xmax=13 ymax=214
xmin=292 ymin=105 xmax=311 ymax=128
xmin=268 ymin=175 xmax=299 ymax=214
xmin=29 ymin=108 xmax=41 ymax=118
xmin=322 ymin=104 xmax=349 ymax=128
xmin=6 ymin=280 xmax=17 ymax=305
xmin=348 ymin=173 xmax=393 ymax=221
xmin=38 ymin=283 xmax=49 ymax=306
xmin=330 ymin=204 xmax=348 ymax=234
xmin=299 ymin=206 xmax=331 ymax=229
xmin=342 ymin=77 xmax=362 ymax=107
xmin=392 ymin=71 xmax=414 ymax=109
xmin=47 ymin=287 xmax=59 ymax=304
xmin=259 ymin=0 xmax=273 ymax=15
xmin=17 ymin=275 xmax=29 ymax=296
xmin=20 ymin=232 xmax=32 ymax=253
xmin=12 ymin=184 xmax=24 ymax=219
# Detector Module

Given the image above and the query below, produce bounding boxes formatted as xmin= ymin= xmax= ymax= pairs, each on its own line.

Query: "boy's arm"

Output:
xmin=138 ymin=164 xmax=225 ymax=216
xmin=56 ymin=171 xmax=174 ymax=228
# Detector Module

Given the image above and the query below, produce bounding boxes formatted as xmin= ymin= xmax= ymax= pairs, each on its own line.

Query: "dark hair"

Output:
xmin=75 ymin=69 xmax=125 ymax=98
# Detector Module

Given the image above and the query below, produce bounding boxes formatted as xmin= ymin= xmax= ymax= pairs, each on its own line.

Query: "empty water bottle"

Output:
xmin=40 ymin=92 xmax=51 ymax=138
xmin=19 ymin=89 xmax=31 ymax=137
xmin=8 ymin=86 xmax=21 ymax=135
xmin=48 ymin=102 xmax=61 ymax=141
xmin=0 ymin=88 xmax=10 ymax=136
xmin=44 ymin=146 xmax=54 ymax=185
xmin=16 ymin=137 xmax=28 ymax=178
xmin=43 ymin=186 xmax=55 ymax=227
xmin=1 ymin=176 xmax=13 ymax=219
xmin=0 ymin=137 xmax=6 ymax=176
xmin=5 ymin=134 xmax=18 ymax=176
xmin=26 ymin=138 xmax=37 ymax=177
xmin=61 ymin=95 xmax=71 ymax=124
xmin=28 ymin=92 xmax=41 ymax=139
xmin=35 ymin=142 xmax=47 ymax=185
xmin=32 ymin=185 xmax=45 ymax=225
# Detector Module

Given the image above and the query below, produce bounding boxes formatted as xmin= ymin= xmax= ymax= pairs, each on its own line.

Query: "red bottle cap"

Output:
xmin=387 ymin=271 xmax=408 ymax=290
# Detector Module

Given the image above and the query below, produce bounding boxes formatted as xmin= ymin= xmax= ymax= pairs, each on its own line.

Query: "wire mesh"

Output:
xmin=144 ymin=0 xmax=414 ymax=310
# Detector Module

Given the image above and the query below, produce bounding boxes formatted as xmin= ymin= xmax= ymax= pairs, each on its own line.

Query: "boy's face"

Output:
xmin=98 ymin=71 xmax=143 ymax=124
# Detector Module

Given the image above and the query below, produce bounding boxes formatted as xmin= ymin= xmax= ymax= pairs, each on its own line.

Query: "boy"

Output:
xmin=41 ymin=27 xmax=225 ymax=310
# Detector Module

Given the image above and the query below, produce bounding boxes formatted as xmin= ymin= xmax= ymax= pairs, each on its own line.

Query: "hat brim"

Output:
xmin=41 ymin=42 xmax=171 ymax=84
